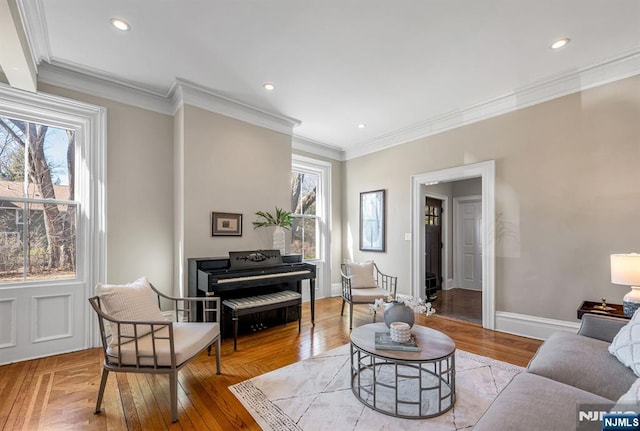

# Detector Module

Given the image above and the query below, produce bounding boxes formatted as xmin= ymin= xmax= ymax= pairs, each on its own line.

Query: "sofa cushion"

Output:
xmin=609 ymin=310 xmax=640 ymax=377
xmin=527 ymin=331 xmax=636 ymax=401
xmin=473 ymin=373 xmax=613 ymax=431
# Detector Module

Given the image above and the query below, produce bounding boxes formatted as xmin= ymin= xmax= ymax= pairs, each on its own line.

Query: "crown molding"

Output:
xmin=37 ymin=62 xmax=174 ymax=115
xmin=344 ymin=48 xmax=640 ymax=160
xmin=16 ymin=0 xmax=50 ymax=65
xmin=169 ymin=78 xmax=300 ymax=136
xmin=292 ymin=135 xmax=344 ymax=161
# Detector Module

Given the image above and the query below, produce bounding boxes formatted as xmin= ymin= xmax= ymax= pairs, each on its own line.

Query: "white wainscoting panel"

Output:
xmin=0 ymin=298 xmax=17 ymax=348
xmin=32 ymin=293 xmax=73 ymax=343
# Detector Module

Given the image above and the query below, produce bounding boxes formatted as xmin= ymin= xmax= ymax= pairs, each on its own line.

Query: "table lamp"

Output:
xmin=611 ymin=253 xmax=640 ymax=316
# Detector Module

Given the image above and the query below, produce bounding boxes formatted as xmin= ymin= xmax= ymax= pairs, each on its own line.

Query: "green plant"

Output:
xmin=252 ymin=207 xmax=293 ymax=230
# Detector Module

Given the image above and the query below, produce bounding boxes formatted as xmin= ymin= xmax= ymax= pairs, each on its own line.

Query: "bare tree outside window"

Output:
xmin=0 ymin=116 xmax=77 ymax=282
xmin=290 ymin=171 xmax=318 ymax=259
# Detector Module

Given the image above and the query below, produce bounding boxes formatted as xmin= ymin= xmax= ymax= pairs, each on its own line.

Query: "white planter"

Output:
xmin=272 ymin=226 xmax=286 ymax=255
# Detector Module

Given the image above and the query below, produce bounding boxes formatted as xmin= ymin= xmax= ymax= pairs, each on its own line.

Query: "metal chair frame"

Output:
xmin=340 ymin=262 xmax=398 ymax=329
xmin=88 ymin=282 xmax=221 ymax=423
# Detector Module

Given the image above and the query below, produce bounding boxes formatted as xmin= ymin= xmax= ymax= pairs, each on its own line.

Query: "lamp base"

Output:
xmin=623 ymin=286 xmax=640 ymax=317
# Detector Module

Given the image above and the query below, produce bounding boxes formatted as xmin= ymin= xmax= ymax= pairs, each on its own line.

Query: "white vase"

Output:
xmin=623 ymin=286 xmax=640 ymax=316
xmin=272 ymin=226 xmax=286 ymax=255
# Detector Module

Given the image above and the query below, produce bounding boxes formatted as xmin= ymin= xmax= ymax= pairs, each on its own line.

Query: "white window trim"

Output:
xmin=292 ymin=155 xmax=331 ymax=261
xmin=0 ymin=83 xmax=107 ymax=347
xmin=292 ymin=154 xmax=331 ymax=297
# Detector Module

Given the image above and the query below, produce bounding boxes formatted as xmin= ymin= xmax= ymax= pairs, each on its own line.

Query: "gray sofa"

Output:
xmin=473 ymin=314 xmax=637 ymax=431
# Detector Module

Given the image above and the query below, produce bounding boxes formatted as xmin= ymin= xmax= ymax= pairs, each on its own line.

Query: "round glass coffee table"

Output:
xmin=350 ymin=322 xmax=456 ymax=419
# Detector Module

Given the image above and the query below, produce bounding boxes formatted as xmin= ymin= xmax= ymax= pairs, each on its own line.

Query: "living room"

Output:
xmin=1 ymin=1 xmax=640 ymax=430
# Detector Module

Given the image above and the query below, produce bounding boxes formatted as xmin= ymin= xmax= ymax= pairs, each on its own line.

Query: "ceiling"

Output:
xmin=5 ymin=0 xmax=640 ymax=158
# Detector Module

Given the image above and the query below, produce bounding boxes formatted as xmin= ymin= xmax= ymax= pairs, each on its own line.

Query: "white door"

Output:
xmin=0 ymin=88 xmax=105 ymax=365
xmin=455 ymin=197 xmax=482 ymax=290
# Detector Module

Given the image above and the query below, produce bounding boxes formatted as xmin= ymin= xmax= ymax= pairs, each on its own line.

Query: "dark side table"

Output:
xmin=577 ymin=300 xmax=630 ymax=320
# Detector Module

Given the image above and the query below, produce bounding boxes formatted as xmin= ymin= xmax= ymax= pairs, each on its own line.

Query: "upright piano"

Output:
xmin=187 ymin=250 xmax=316 ymax=330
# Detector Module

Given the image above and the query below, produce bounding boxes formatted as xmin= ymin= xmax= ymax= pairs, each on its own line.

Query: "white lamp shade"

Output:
xmin=611 ymin=253 xmax=640 ymax=286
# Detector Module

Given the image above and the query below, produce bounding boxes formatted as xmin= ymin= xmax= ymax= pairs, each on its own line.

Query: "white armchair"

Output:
xmin=340 ymin=262 xmax=397 ymax=329
xmin=88 ymin=277 xmax=221 ymax=423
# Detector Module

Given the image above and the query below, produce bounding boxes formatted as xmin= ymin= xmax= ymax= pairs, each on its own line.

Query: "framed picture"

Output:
xmin=360 ymin=189 xmax=385 ymax=252
xmin=212 ymin=212 xmax=242 ymax=236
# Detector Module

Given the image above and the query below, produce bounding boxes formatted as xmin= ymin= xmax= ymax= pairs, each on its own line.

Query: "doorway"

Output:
xmin=424 ymin=196 xmax=443 ymax=300
xmin=410 ymin=161 xmax=495 ymax=329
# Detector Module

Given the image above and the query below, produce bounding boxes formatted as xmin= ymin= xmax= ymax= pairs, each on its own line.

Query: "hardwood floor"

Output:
xmin=431 ymin=288 xmax=482 ymax=324
xmin=0 ymin=297 xmax=542 ymax=431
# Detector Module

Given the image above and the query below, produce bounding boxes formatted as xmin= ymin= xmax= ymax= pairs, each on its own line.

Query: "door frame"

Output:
xmin=410 ymin=160 xmax=495 ymax=329
xmin=453 ymin=195 xmax=482 ymax=291
xmin=424 ymin=192 xmax=449 ymax=291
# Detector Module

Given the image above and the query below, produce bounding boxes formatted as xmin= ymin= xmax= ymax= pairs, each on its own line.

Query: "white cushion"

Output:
xmin=95 ymin=277 xmax=166 ymax=346
xmin=350 ymin=287 xmax=390 ymax=303
xmin=609 ymin=310 xmax=640 ymax=376
xmin=347 ymin=261 xmax=377 ymax=288
xmin=614 ymin=378 xmax=640 ymax=411
xmin=106 ymin=322 xmax=219 ymax=367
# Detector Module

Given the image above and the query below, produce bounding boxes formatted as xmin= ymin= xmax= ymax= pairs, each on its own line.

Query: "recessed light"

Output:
xmin=263 ymin=83 xmax=275 ymax=91
xmin=550 ymin=38 xmax=570 ymax=50
xmin=110 ymin=18 xmax=130 ymax=31
xmin=357 ymin=123 xmax=366 ymax=129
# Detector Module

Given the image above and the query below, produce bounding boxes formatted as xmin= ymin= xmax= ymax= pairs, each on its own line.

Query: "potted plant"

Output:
xmin=252 ymin=207 xmax=293 ymax=254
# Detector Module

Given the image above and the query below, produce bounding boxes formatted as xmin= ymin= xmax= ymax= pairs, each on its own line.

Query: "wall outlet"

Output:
xmin=404 ymin=233 xmax=411 ymax=241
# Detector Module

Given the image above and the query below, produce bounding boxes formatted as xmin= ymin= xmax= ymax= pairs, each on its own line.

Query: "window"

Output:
xmin=290 ymin=169 xmax=319 ymax=259
xmin=290 ymin=156 xmax=330 ymax=262
xmin=0 ymin=116 xmax=78 ymax=282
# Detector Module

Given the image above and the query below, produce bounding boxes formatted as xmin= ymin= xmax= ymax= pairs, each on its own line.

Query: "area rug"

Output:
xmin=229 ymin=344 xmax=523 ymax=431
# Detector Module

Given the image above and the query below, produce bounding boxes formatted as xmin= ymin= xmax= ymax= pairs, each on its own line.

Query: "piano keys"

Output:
xmin=187 ymin=250 xmax=316 ymax=328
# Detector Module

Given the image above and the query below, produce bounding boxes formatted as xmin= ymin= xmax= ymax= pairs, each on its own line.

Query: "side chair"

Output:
xmin=340 ymin=261 xmax=398 ymax=329
xmin=88 ymin=277 xmax=221 ymax=423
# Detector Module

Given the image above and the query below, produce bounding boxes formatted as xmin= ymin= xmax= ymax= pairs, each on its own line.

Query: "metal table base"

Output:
xmin=349 ymin=324 xmax=456 ymax=419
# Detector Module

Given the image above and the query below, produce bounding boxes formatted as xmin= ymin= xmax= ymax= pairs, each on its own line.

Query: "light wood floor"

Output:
xmin=0 ymin=297 xmax=542 ymax=431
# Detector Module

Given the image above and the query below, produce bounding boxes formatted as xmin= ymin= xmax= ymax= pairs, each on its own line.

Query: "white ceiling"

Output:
xmin=8 ymin=0 xmax=640 ymax=158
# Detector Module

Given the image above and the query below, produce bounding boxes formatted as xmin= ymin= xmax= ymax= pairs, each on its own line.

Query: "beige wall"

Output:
xmin=22 ymin=84 xmax=340 ymax=297
xmin=344 ymin=75 xmax=640 ymax=322
xmin=38 ymin=83 xmax=176 ymax=293
xmin=180 ymin=106 xmax=293 ymax=274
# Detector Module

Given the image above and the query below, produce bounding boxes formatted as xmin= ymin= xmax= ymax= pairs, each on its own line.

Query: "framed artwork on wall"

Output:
xmin=359 ymin=189 xmax=385 ymax=252
xmin=212 ymin=212 xmax=243 ymax=236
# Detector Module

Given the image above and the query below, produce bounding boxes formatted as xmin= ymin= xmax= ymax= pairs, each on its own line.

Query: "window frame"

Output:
xmin=291 ymin=155 xmax=331 ymax=263
xmin=0 ymin=84 xmax=106 ymax=290
xmin=0 ymin=121 xmax=81 ymax=282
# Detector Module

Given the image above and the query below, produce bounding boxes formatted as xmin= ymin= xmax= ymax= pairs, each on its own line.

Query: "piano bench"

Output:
xmin=222 ymin=290 xmax=302 ymax=350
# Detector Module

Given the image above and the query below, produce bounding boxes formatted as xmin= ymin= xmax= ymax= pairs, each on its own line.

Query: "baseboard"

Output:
xmin=495 ymin=311 xmax=580 ymax=340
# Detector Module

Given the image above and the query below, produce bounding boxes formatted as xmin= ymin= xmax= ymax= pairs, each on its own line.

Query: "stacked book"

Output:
xmin=374 ymin=331 xmax=421 ymax=352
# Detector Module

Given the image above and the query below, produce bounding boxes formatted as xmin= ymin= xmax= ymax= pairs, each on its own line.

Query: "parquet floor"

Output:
xmin=0 ymin=297 xmax=542 ymax=430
